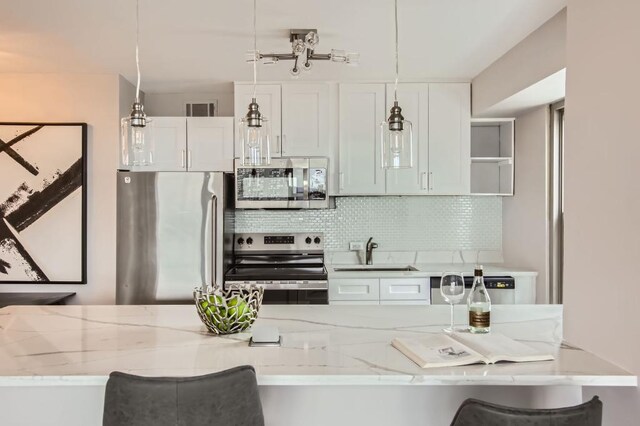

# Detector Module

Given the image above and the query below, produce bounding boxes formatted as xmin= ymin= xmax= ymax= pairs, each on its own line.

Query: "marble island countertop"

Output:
xmin=0 ymin=304 xmax=634 ymax=387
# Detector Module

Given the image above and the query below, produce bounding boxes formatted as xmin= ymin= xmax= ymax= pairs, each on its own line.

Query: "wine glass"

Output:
xmin=440 ymin=272 xmax=465 ymax=333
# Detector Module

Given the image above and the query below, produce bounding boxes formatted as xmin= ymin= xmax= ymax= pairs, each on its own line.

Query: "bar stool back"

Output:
xmin=450 ymin=396 xmax=602 ymax=426
xmin=103 ymin=365 xmax=264 ymax=426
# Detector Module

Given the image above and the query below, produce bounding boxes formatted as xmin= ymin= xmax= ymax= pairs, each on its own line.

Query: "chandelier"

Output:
xmin=239 ymin=0 xmax=271 ymax=166
xmin=380 ymin=0 xmax=413 ymax=169
xmin=120 ymin=0 xmax=153 ymax=166
xmin=251 ymin=29 xmax=359 ymax=77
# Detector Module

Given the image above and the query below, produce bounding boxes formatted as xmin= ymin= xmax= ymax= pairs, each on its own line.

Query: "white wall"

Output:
xmin=0 ymin=73 xmax=125 ymax=304
xmin=502 ymin=106 xmax=549 ymax=303
xmin=564 ymin=0 xmax=640 ymax=424
xmin=145 ymin=87 xmax=234 ymax=117
xmin=472 ymin=9 xmax=566 ymax=116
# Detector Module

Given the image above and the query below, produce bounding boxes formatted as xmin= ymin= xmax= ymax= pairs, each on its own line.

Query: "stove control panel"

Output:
xmin=235 ymin=233 xmax=324 ymax=251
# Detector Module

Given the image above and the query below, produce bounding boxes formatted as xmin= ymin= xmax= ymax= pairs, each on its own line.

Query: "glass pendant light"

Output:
xmin=239 ymin=0 xmax=271 ymax=166
xmin=121 ymin=0 xmax=153 ymax=166
xmin=380 ymin=0 xmax=413 ymax=169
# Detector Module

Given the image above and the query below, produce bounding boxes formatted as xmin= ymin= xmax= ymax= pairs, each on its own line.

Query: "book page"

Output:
xmin=450 ymin=332 xmax=554 ymax=364
xmin=392 ymin=335 xmax=487 ymax=369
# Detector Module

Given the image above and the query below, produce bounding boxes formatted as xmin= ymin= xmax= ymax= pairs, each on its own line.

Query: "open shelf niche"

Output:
xmin=470 ymin=118 xmax=515 ymax=196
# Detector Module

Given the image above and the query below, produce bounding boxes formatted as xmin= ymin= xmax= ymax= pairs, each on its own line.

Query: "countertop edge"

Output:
xmin=0 ymin=374 xmax=635 ymax=387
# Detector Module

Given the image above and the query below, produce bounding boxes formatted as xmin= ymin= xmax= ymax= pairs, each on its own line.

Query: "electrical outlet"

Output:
xmin=349 ymin=241 xmax=365 ymax=251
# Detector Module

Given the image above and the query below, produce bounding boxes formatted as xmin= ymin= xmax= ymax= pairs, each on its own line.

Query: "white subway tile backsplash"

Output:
xmin=234 ymin=196 xmax=502 ymax=251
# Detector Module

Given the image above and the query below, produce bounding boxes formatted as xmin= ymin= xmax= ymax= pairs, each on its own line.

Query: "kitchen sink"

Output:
xmin=333 ymin=266 xmax=418 ymax=272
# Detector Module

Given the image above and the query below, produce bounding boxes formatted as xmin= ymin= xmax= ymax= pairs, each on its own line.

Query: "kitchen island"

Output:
xmin=0 ymin=304 xmax=634 ymax=425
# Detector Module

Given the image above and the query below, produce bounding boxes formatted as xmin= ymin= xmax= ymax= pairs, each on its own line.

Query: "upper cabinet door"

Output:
xmin=428 ymin=83 xmax=471 ymax=195
xmin=281 ymin=83 xmax=330 ymax=157
xmin=384 ymin=83 xmax=430 ymax=194
xmin=186 ymin=117 xmax=234 ymax=172
xmin=129 ymin=117 xmax=187 ymax=171
xmin=233 ymin=84 xmax=282 ymax=158
xmin=338 ymin=84 xmax=386 ymax=195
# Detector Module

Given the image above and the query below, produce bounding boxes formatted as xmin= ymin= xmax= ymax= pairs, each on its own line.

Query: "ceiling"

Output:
xmin=0 ymin=0 xmax=566 ymax=93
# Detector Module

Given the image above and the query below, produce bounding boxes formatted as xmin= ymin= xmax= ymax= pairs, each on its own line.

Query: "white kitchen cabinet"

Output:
xmin=470 ymin=118 xmax=515 ymax=196
xmin=119 ymin=117 xmax=233 ymax=172
xmin=281 ymin=83 xmax=330 ymax=157
xmin=338 ymin=84 xmax=386 ymax=195
xmin=234 ymin=84 xmax=282 ymax=158
xmin=122 ymin=117 xmax=187 ymax=171
xmin=329 ymin=278 xmax=380 ymax=302
xmin=428 ymin=83 xmax=471 ymax=195
xmin=336 ymin=82 xmax=470 ymax=196
xmin=380 ymin=278 xmax=430 ymax=302
xmin=384 ymin=84 xmax=430 ymax=194
xmin=186 ymin=117 xmax=234 ymax=172
xmin=329 ymin=277 xmax=431 ymax=305
xmin=514 ymin=276 xmax=537 ymax=304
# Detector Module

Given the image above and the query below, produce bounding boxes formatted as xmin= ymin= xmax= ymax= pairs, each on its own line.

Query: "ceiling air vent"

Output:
xmin=185 ymin=102 xmax=217 ymax=117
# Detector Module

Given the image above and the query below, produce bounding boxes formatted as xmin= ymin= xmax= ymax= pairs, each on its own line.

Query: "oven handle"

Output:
xmin=225 ymin=281 xmax=328 ymax=290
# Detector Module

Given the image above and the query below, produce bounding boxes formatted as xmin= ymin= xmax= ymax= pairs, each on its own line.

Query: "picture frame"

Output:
xmin=0 ymin=122 xmax=87 ymax=284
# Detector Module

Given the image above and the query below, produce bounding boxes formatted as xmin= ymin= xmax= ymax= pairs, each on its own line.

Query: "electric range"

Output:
xmin=224 ymin=233 xmax=328 ymax=304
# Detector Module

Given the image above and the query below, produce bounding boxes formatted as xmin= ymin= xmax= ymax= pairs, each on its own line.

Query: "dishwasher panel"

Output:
xmin=430 ymin=276 xmax=515 ymax=304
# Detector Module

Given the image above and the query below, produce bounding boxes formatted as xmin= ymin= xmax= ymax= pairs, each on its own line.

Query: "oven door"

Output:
xmin=234 ymin=157 xmax=328 ymax=209
xmin=262 ymin=289 xmax=328 ymax=305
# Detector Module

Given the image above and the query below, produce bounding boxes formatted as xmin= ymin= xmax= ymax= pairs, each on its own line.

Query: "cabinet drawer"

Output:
xmin=329 ymin=279 xmax=379 ymax=301
xmin=380 ymin=278 xmax=430 ymax=301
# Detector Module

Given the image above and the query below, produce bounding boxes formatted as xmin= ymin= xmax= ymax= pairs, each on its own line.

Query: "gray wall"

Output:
xmin=564 ymin=0 xmax=640 ymax=424
xmin=502 ymin=106 xmax=549 ymax=302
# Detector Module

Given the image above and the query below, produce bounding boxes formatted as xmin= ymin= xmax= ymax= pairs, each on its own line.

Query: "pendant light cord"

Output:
xmin=135 ymin=0 xmax=141 ymax=103
xmin=394 ymin=0 xmax=399 ymax=102
xmin=252 ymin=0 xmax=258 ymax=99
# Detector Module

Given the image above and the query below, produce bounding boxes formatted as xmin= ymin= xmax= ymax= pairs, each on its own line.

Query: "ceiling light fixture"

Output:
xmin=254 ymin=29 xmax=359 ymax=77
xmin=380 ymin=0 xmax=413 ymax=169
xmin=121 ymin=0 xmax=153 ymax=167
xmin=239 ymin=0 xmax=271 ymax=166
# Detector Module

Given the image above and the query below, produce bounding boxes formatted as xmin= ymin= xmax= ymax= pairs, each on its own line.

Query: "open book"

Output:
xmin=392 ymin=332 xmax=554 ymax=369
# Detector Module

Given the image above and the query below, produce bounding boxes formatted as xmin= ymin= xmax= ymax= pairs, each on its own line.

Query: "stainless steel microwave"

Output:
xmin=234 ymin=157 xmax=330 ymax=209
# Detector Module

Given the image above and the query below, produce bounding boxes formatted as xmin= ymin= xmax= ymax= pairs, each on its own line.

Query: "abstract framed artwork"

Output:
xmin=0 ymin=123 xmax=87 ymax=284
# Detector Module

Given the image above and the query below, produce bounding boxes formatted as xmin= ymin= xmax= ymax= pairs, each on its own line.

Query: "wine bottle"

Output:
xmin=467 ymin=265 xmax=491 ymax=333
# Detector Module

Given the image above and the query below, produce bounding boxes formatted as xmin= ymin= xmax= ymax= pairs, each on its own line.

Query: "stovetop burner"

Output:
xmin=224 ymin=233 xmax=328 ymax=293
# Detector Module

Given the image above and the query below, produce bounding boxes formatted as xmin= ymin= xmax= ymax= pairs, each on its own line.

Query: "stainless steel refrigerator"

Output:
xmin=116 ymin=172 xmax=234 ymax=304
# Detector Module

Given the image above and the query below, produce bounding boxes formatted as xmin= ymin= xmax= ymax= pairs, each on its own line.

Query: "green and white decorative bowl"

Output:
xmin=194 ymin=285 xmax=264 ymax=335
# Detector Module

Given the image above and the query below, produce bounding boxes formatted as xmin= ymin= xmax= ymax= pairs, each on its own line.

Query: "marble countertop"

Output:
xmin=0 ymin=304 xmax=634 ymax=387
xmin=328 ymin=263 xmax=538 ymax=279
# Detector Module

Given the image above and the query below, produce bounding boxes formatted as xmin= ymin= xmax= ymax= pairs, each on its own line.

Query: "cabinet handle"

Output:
xmin=421 ymin=172 xmax=427 ymax=190
xmin=339 ymin=172 xmax=345 ymax=190
xmin=181 ymin=150 xmax=186 ymax=168
xmin=187 ymin=150 xmax=192 ymax=169
xmin=429 ymin=172 xmax=434 ymax=190
xmin=275 ymin=135 xmax=281 ymax=154
xmin=282 ymin=134 xmax=286 ymax=154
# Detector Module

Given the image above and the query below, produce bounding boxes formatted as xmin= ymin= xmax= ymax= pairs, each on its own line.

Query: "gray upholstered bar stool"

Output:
xmin=103 ymin=365 xmax=264 ymax=426
xmin=450 ymin=396 xmax=602 ymax=426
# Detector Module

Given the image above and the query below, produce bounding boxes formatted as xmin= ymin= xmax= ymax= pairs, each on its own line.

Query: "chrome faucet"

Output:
xmin=365 ymin=237 xmax=378 ymax=265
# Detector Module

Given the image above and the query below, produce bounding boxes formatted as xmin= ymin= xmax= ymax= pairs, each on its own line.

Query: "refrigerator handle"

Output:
xmin=211 ymin=194 xmax=218 ymax=289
